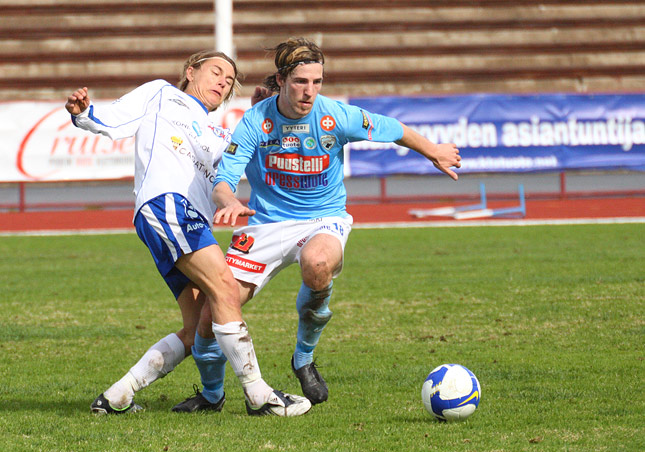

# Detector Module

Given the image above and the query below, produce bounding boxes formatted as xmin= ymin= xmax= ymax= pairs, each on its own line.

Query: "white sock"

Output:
xmin=212 ymin=321 xmax=273 ymax=408
xmin=104 ymin=333 xmax=185 ymax=409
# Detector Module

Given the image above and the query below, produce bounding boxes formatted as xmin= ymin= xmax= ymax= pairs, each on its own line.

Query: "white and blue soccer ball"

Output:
xmin=422 ymin=364 xmax=481 ymax=422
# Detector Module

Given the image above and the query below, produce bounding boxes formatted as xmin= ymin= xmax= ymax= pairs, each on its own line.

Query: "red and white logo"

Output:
xmin=261 ymin=118 xmax=274 ymax=134
xmin=281 ymin=136 xmax=301 ymax=149
xmin=16 ymin=106 xmax=135 ymax=181
xmin=225 ymin=254 xmax=266 ymax=273
xmin=320 ymin=115 xmax=336 ymax=131
xmin=231 ymin=233 xmax=255 ymax=253
xmin=265 ymin=153 xmax=329 ymax=174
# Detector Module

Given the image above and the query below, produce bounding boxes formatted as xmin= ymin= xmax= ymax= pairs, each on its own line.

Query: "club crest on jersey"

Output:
xmin=320 ymin=115 xmax=336 ymax=131
xmin=282 ymin=124 xmax=310 ymax=133
xmin=320 ymin=135 xmax=336 ymax=150
xmin=225 ymin=143 xmax=238 ymax=155
xmin=261 ymin=118 xmax=274 ymax=134
xmin=304 ymin=137 xmax=316 ymax=150
xmin=281 ymin=136 xmax=301 ymax=149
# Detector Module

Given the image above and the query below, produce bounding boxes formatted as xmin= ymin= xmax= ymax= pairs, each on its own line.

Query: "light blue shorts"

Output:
xmin=134 ymin=193 xmax=217 ymax=298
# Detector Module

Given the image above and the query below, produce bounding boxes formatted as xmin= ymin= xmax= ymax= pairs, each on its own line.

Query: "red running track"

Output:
xmin=1 ymin=197 xmax=644 ymax=233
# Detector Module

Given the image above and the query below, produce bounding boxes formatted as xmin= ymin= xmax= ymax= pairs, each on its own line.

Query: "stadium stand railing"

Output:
xmin=1 ymin=0 xmax=644 ymax=211
xmin=1 ymin=0 xmax=645 ymax=100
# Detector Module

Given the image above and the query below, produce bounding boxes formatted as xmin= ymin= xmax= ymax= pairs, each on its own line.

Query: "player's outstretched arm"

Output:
xmin=395 ymin=123 xmax=462 ymax=181
xmin=212 ymin=181 xmax=256 ymax=226
xmin=65 ymin=87 xmax=91 ymax=115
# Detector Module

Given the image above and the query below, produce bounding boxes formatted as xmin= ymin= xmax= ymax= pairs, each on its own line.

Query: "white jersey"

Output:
xmin=72 ymin=79 xmax=231 ymax=225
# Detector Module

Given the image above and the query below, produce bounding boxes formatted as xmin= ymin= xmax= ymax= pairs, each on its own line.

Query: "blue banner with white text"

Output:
xmin=347 ymin=94 xmax=645 ymax=176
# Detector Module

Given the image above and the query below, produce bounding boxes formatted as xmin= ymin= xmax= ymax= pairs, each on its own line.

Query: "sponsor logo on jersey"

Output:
xmin=281 ymin=136 xmax=301 ymax=149
xmin=266 ymin=153 xmax=329 ymax=174
xmin=265 ymin=172 xmax=328 ymax=189
xmin=320 ymin=115 xmax=336 ymax=131
xmin=169 ymin=98 xmax=189 ymax=109
xmin=192 ymin=121 xmax=202 ymax=137
xmin=261 ymin=118 xmax=274 ymax=134
xmin=361 ymin=111 xmax=370 ymax=129
xmin=171 ymin=120 xmax=205 ymax=142
xmin=320 ymin=134 xmax=336 ymax=150
xmin=172 ymin=120 xmax=191 ymax=131
xmin=225 ymin=254 xmax=266 ymax=273
xmin=225 ymin=143 xmax=238 ymax=155
xmin=208 ymin=124 xmax=228 ymax=139
xmin=361 ymin=110 xmax=374 ymax=140
xmin=171 ymin=136 xmax=183 ymax=150
xmin=304 ymin=137 xmax=316 ymax=150
xmin=282 ymin=124 xmax=310 ymax=133
xmin=260 ymin=139 xmax=281 ymax=148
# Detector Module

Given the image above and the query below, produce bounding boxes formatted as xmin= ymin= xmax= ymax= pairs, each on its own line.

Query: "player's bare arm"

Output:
xmin=396 ymin=123 xmax=461 ymax=181
xmin=212 ymin=181 xmax=256 ymax=226
xmin=65 ymin=87 xmax=91 ymax=115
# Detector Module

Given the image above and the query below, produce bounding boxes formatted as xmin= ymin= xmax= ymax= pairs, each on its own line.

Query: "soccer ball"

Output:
xmin=422 ymin=364 xmax=481 ymax=422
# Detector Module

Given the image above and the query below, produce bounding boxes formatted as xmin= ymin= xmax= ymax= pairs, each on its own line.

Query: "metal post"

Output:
xmin=559 ymin=171 xmax=566 ymax=199
xmin=215 ymin=0 xmax=234 ymax=57
xmin=380 ymin=177 xmax=387 ymax=203
xmin=19 ymin=182 xmax=26 ymax=212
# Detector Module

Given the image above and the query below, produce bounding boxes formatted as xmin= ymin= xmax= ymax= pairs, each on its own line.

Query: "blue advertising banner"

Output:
xmin=347 ymin=94 xmax=645 ymax=176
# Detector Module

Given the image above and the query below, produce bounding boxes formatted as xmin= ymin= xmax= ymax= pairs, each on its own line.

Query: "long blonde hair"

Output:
xmin=263 ymin=37 xmax=325 ymax=92
xmin=177 ymin=50 xmax=242 ymax=103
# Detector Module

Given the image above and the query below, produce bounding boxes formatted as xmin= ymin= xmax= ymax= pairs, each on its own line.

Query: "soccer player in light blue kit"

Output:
xmin=66 ymin=50 xmax=311 ymax=417
xmin=173 ymin=38 xmax=461 ymax=411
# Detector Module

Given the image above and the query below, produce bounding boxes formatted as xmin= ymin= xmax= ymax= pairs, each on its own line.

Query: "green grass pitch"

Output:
xmin=0 ymin=223 xmax=643 ymax=451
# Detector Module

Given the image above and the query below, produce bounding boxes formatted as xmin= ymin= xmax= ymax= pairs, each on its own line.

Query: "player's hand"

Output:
xmin=430 ymin=143 xmax=461 ymax=181
xmin=251 ymin=86 xmax=272 ymax=106
xmin=214 ymin=204 xmax=256 ymax=227
xmin=65 ymin=87 xmax=91 ymax=115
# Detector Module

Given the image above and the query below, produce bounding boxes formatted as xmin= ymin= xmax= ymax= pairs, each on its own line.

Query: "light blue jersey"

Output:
xmin=214 ymin=94 xmax=404 ymax=224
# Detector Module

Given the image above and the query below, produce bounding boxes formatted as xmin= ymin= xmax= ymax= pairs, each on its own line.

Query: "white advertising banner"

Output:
xmin=0 ymin=98 xmax=254 ymax=182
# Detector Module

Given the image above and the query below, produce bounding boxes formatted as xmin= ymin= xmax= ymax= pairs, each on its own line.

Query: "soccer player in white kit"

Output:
xmin=65 ymin=50 xmax=311 ymax=416
xmin=174 ymin=38 xmax=462 ymax=411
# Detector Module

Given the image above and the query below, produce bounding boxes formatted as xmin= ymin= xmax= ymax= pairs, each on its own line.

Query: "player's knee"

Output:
xmin=301 ymin=260 xmax=334 ymax=290
xmin=211 ymin=273 xmax=243 ymax=311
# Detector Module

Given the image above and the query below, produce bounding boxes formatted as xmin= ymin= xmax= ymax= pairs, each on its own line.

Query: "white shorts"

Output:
xmin=224 ymin=215 xmax=353 ymax=294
